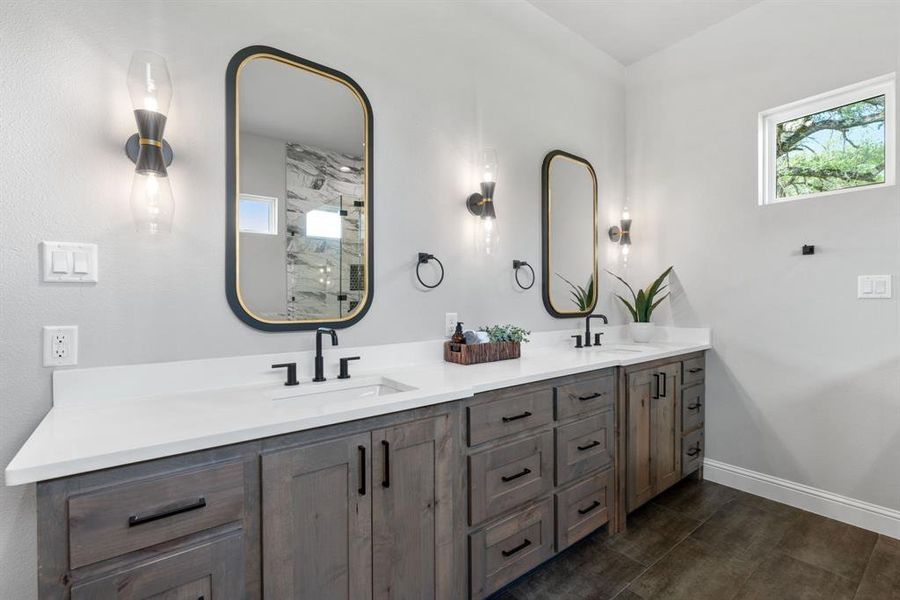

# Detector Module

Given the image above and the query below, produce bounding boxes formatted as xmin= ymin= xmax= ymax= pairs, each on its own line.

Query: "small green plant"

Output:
xmin=478 ymin=324 xmax=531 ymax=343
xmin=606 ymin=266 xmax=673 ymax=323
xmin=556 ymin=273 xmax=594 ymax=311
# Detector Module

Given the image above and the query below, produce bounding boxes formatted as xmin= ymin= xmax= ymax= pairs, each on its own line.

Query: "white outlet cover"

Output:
xmin=445 ymin=312 xmax=458 ymax=337
xmin=43 ymin=326 xmax=78 ymax=367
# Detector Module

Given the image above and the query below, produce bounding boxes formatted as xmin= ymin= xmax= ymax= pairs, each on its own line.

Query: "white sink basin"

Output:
xmin=271 ymin=376 xmax=417 ymax=404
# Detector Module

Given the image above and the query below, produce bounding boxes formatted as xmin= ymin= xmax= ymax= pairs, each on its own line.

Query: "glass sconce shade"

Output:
xmin=466 ymin=148 xmax=500 ymax=254
xmin=480 ymin=148 xmax=498 ymax=183
xmin=130 ymin=172 xmax=174 ymax=234
xmin=127 ymin=50 xmax=173 ymax=116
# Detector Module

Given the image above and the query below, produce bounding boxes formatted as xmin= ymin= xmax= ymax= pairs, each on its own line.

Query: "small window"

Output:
xmin=306 ymin=208 xmax=342 ymax=239
xmin=759 ymin=74 xmax=895 ymax=205
xmin=239 ymin=194 xmax=278 ymax=235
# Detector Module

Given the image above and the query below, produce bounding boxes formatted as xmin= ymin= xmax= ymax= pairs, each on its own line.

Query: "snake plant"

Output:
xmin=607 ymin=266 xmax=673 ymax=323
xmin=556 ymin=273 xmax=594 ymax=311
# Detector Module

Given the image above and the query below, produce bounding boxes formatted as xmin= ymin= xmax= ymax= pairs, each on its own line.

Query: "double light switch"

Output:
xmin=42 ymin=242 xmax=98 ymax=283
xmin=858 ymin=275 xmax=892 ymax=299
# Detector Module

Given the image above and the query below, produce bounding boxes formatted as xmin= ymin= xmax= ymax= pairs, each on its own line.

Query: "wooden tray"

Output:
xmin=444 ymin=341 xmax=521 ymax=365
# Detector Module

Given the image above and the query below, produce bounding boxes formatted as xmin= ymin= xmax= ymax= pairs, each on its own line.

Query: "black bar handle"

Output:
xmin=661 ymin=373 xmax=667 ymax=397
xmin=358 ymin=445 xmax=367 ymax=496
xmin=653 ymin=374 xmax=660 ymax=399
xmin=688 ymin=367 xmax=704 ymax=374
xmin=501 ymin=538 xmax=532 ymax=557
xmin=502 ymin=411 xmax=532 ymax=423
xmin=577 ymin=392 xmax=605 ymax=401
xmin=687 ymin=445 xmax=702 ymax=457
xmin=577 ymin=500 xmax=602 ymax=515
xmin=687 ymin=402 xmax=702 ymax=411
xmin=381 ymin=440 xmax=390 ymax=488
xmin=128 ymin=497 xmax=207 ymax=527
xmin=577 ymin=440 xmax=601 ymax=452
xmin=501 ymin=467 xmax=532 ymax=482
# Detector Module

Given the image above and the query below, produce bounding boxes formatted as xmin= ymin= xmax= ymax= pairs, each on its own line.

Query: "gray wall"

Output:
xmin=238 ymin=132 xmax=288 ymax=317
xmin=626 ymin=1 xmax=900 ymax=511
xmin=0 ymin=1 xmax=625 ymax=596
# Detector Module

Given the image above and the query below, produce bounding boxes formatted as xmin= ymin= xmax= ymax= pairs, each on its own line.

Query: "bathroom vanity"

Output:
xmin=8 ymin=333 xmax=708 ymax=599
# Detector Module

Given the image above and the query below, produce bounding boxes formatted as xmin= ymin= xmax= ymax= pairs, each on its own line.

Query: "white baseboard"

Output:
xmin=703 ymin=458 xmax=900 ymax=539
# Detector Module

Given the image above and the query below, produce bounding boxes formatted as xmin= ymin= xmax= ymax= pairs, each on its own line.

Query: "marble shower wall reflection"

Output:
xmin=285 ymin=143 xmax=364 ymax=320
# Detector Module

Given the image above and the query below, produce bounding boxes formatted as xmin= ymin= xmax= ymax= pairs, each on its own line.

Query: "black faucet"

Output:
xmin=584 ymin=314 xmax=608 ymax=347
xmin=313 ymin=327 xmax=338 ymax=382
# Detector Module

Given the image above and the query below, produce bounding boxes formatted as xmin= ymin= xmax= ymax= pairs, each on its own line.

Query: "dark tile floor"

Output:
xmin=491 ymin=479 xmax=900 ymax=600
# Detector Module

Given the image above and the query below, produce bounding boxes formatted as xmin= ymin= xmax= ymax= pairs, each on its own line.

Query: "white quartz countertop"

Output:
xmin=5 ymin=327 xmax=710 ymax=486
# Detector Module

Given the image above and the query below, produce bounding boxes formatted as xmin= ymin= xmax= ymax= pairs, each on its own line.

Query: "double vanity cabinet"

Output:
xmin=33 ymin=351 xmax=705 ymax=600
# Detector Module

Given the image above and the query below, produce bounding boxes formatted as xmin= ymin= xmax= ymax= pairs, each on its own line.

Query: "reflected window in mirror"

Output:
xmin=226 ymin=46 xmax=373 ymax=331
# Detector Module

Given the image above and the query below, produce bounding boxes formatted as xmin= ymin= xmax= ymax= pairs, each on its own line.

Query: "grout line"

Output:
xmin=851 ymin=540 xmax=879 ymax=600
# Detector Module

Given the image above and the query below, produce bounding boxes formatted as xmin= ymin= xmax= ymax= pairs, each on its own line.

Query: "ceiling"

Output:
xmin=528 ymin=0 xmax=760 ymax=65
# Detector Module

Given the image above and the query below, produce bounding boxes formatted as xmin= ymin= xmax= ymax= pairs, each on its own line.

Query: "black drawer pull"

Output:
xmin=688 ymin=367 xmax=704 ymax=374
xmin=577 ymin=392 xmax=605 ymax=401
xmin=381 ymin=440 xmax=390 ymax=488
xmin=652 ymin=374 xmax=660 ymax=399
xmin=687 ymin=445 xmax=702 ymax=457
xmin=502 ymin=411 xmax=532 ymax=423
xmin=687 ymin=402 xmax=702 ymax=411
xmin=501 ymin=538 xmax=532 ymax=557
xmin=577 ymin=440 xmax=601 ymax=451
xmin=358 ymin=445 xmax=367 ymax=496
xmin=128 ymin=497 xmax=207 ymax=527
xmin=577 ymin=500 xmax=602 ymax=515
xmin=501 ymin=467 xmax=532 ymax=482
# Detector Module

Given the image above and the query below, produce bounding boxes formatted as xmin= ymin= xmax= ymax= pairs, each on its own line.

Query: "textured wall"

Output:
xmin=0 ymin=1 xmax=625 ymax=596
xmin=626 ymin=1 xmax=900 ymax=511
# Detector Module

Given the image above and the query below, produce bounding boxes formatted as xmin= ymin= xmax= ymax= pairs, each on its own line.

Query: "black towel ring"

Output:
xmin=512 ymin=260 xmax=535 ymax=290
xmin=416 ymin=253 xmax=444 ymax=289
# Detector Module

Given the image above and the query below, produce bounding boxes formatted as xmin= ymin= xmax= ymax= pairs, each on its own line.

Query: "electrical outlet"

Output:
xmin=43 ymin=326 xmax=78 ymax=367
xmin=444 ymin=312 xmax=458 ymax=337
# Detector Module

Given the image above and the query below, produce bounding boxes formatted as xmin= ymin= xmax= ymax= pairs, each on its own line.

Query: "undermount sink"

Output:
xmin=271 ymin=376 xmax=417 ymax=404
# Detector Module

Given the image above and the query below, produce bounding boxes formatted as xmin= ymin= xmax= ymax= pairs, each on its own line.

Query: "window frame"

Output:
xmin=758 ymin=73 xmax=896 ymax=206
xmin=238 ymin=193 xmax=279 ymax=235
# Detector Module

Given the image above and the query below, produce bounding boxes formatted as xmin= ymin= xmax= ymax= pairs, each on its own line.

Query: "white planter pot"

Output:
xmin=629 ymin=322 xmax=655 ymax=343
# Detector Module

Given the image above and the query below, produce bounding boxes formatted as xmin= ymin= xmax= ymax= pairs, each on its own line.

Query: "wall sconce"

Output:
xmin=465 ymin=148 xmax=500 ymax=255
xmin=124 ymin=50 xmax=174 ymax=235
xmin=608 ymin=205 xmax=631 ymax=259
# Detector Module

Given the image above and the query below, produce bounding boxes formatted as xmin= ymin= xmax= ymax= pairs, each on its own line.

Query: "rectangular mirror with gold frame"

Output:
xmin=541 ymin=150 xmax=599 ymax=318
xmin=225 ymin=46 xmax=373 ymax=331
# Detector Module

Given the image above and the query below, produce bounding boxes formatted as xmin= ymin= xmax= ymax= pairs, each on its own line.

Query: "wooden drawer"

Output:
xmin=467 ymin=383 xmax=554 ymax=446
xmin=555 ymin=468 xmax=612 ymax=552
xmin=682 ymin=356 xmax=706 ymax=387
xmin=468 ymin=431 xmax=553 ymax=526
xmin=682 ymin=383 xmax=705 ymax=433
xmin=71 ymin=531 xmax=245 ymax=599
xmin=68 ymin=461 xmax=246 ymax=569
xmin=555 ymin=410 xmax=614 ymax=486
xmin=554 ymin=372 xmax=615 ymax=421
xmin=682 ymin=428 xmax=704 ymax=477
xmin=469 ymin=498 xmax=554 ymax=599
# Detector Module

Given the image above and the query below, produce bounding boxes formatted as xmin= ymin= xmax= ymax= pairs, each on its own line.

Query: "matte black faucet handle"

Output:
xmin=571 ymin=335 xmax=583 ymax=349
xmin=338 ymin=356 xmax=361 ymax=380
xmin=594 ymin=332 xmax=604 ymax=346
xmin=272 ymin=363 xmax=300 ymax=386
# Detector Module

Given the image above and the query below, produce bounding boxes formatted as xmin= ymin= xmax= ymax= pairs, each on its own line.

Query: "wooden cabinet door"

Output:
xmin=262 ymin=433 xmax=372 ymax=600
xmin=372 ymin=414 xmax=455 ymax=600
xmin=651 ymin=363 xmax=681 ymax=495
xmin=626 ymin=367 xmax=655 ymax=512
xmin=71 ymin=531 xmax=244 ymax=599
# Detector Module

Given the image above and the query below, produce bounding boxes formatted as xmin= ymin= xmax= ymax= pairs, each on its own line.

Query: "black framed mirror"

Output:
xmin=541 ymin=150 xmax=599 ymax=318
xmin=225 ymin=46 xmax=374 ymax=331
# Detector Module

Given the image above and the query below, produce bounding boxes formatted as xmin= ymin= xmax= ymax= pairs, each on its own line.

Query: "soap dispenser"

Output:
xmin=451 ymin=321 xmax=466 ymax=344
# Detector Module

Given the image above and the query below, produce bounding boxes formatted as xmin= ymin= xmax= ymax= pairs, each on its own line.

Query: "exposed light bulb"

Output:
xmin=481 ymin=215 xmax=499 ymax=255
xmin=130 ymin=172 xmax=174 ymax=234
xmin=622 ymin=244 xmax=630 ymax=256
xmin=622 ymin=206 xmax=630 ymax=221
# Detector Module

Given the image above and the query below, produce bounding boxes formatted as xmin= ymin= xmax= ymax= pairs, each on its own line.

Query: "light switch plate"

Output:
xmin=858 ymin=275 xmax=892 ymax=299
xmin=41 ymin=241 xmax=98 ymax=283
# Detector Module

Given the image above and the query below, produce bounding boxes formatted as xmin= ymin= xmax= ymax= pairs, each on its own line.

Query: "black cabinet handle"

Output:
xmin=358 ymin=445 xmax=367 ymax=496
xmin=128 ymin=497 xmax=206 ymax=527
xmin=381 ymin=440 xmax=390 ymax=488
xmin=577 ymin=500 xmax=602 ymax=515
xmin=661 ymin=373 xmax=667 ymax=397
xmin=501 ymin=538 xmax=532 ymax=557
xmin=577 ymin=392 xmax=605 ymax=401
xmin=687 ymin=402 xmax=702 ymax=411
xmin=502 ymin=411 xmax=532 ymax=423
xmin=653 ymin=374 xmax=660 ymax=399
xmin=687 ymin=445 xmax=702 ymax=457
xmin=688 ymin=367 xmax=704 ymax=374
xmin=501 ymin=467 xmax=532 ymax=482
xmin=577 ymin=440 xmax=601 ymax=451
